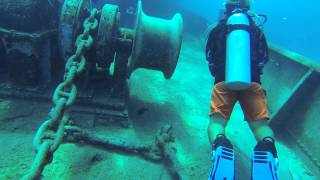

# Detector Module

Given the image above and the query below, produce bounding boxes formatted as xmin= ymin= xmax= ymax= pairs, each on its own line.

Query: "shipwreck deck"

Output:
xmin=0 ymin=37 xmax=319 ymax=180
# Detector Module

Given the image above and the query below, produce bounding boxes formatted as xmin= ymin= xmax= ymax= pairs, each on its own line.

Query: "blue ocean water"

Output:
xmin=175 ymin=0 xmax=320 ymax=62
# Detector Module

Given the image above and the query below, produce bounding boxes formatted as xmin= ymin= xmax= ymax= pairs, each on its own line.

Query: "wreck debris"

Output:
xmin=0 ymin=0 xmax=57 ymax=32
xmin=0 ymin=27 xmax=58 ymax=84
xmin=0 ymin=0 xmax=59 ymax=84
xmin=0 ymin=28 xmax=57 ymax=42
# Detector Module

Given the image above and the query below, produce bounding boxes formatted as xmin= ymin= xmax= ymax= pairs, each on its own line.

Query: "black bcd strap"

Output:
xmin=227 ymin=24 xmax=252 ymax=34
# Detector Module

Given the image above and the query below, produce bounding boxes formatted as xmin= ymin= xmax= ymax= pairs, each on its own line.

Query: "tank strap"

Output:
xmin=227 ymin=24 xmax=251 ymax=33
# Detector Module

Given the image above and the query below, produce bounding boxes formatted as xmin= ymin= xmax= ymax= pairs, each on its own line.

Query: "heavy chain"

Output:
xmin=23 ymin=8 xmax=99 ymax=180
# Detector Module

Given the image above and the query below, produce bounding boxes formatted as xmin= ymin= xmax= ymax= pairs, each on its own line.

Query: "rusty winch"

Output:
xmin=57 ymin=0 xmax=183 ymax=121
xmin=60 ymin=0 xmax=183 ymax=80
xmin=0 ymin=0 xmax=183 ymax=124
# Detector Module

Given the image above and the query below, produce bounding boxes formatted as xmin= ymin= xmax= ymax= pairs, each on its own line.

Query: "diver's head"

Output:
xmin=225 ymin=0 xmax=250 ymax=13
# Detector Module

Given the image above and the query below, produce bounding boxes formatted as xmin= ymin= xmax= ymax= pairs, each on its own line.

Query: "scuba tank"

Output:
xmin=225 ymin=8 xmax=252 ymax=90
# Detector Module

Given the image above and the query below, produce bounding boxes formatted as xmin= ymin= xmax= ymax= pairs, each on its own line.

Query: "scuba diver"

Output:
xmin=206 ymin=0 xmax=279 ymax=179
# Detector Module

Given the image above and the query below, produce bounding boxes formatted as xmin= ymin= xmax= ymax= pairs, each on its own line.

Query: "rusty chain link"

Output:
xmin=23 ymin=8 xmax=99 ymax=180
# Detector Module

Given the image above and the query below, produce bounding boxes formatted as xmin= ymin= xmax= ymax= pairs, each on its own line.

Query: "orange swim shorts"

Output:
xmin=209 ymin=81 xmax=269 ymax=121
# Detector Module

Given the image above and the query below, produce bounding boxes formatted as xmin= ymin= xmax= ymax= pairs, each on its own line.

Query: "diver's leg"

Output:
xmin=238 ymin=82 xmax=274 ymax=141
xmin=207 ymin=113 xmax=228 ymax=145
xmin=207 ymin=114 xmax=235 ymax=180
xmin=208 ymin=81 xmax=236 ymax=146
xmin=239 ymin=83 xmax=279 ymax=179
xmin=249 ymin=119 xmax=277 ymax=157
xmin=240 ymin=82 xmax=277 ymax=155
xmin=250 ymin=121 xmax=279 ymax=180
xmin=208 ymin=82 xmax=236 ymax=180
xmin=248 ymin=119 xmax=275 ymax=141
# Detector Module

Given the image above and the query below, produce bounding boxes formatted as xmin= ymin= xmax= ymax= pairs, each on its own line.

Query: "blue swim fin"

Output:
xmin=252 ymin=151 xmax=279 ymax=180
xmin=252 ymin=138 xmax=279 ymax=180
xmin=208 ymin=146 xmax=235 ymax=180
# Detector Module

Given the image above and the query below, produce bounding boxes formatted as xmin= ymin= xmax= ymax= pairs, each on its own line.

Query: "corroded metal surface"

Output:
xmin=23 ymin=9 xmax=100 ymax=179
xmin=0 ymin=82 xmax=128 ymax=125
xmin=0 ymin=27 xmax=58 ymax=85
xmin=0 ymin=0 xmax=56 ymax=32
xmin=96 ymin=4 xmax=120 ymax=68
xmin=59 ymin=0 xmax=91 ymax=60
xmin=0 ymin=1 xmax=59 ymax=85
xmin=0 ymin=28 xmax=57 ymax=42
xmin=128 ymin=1 xmax=183 ymax=79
